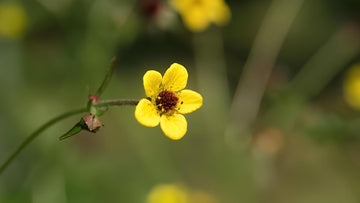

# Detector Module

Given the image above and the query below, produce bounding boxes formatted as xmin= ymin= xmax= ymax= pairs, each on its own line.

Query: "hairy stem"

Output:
xmin=95 ymin=99 xmax=139 ymax=107
xmin=0 ymin=99 xmax=139 ymax=175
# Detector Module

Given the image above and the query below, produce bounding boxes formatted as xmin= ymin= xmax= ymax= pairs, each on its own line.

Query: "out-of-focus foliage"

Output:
xmin=0 ymin=0 xmax=360 ymax=202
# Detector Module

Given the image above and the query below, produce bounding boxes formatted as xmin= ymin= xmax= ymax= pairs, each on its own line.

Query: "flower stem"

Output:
xmin=95 ymin=99 xmax=139 ymax=107
xmin=95 ymin=57 xmax=116 ymax=97
xmin=0 ymin=108 xmax=86 ymax=175
xmin=0 ymin=99 xmax=139 ymax=176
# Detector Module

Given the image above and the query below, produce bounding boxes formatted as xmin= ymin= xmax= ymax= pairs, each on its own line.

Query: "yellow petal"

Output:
xmin=160 ymin=114 xmax=187 ymax=140
xmin=211 ymin=1 xmax=231 ymax=26
xmin=162 ymin=63 xmax=188 ymax=92
xmin=135 ymin=99 xmax=160 ymax=127
xmin=143 ymin=70 xmax=163 ymax=97
xmin=177 ymin=89 xmax=203 ymax=114
xmin=182 ymin=8 xmax=210 ymax=32
xmin=169 ymin=0 xmax=185 ymax=11
xmin=344 ymin=64 xmax=360 ymax=109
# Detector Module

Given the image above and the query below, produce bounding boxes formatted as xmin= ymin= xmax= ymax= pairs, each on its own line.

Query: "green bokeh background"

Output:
xmin=0 ymin=0 xmax=360 ymax=202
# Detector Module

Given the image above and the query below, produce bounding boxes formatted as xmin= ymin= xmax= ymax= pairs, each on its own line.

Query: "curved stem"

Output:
xmin=0 ymin=108 xmax=87 ymax=175
xmin=0 ymin=99 xmax=139 ymax=176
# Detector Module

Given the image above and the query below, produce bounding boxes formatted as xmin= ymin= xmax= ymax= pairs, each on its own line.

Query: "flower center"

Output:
xmin=156 ymin=90 xmax=179 ymax=113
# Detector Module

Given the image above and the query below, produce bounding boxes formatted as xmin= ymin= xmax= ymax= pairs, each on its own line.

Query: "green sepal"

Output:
xmin=59 ymin=119 xmax=87 ymax=141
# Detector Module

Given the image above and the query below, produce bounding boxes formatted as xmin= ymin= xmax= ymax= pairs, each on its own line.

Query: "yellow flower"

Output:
xmin=0 ymin=2 xmax=26 ymax=39
xmin=147 ymin=183 xmax=188 ymax=203
xmin=189 ymin=190 xmax=219 ymax=203
xmin=344 ymin=64 xmax=360 ymax=110
xmin=135 ymin=63 xmax=203 ymax=140
xmin=170 ymin=0 xmax=231 ymax=32
xmin=147 ymin=183 xmax=219 ymax=203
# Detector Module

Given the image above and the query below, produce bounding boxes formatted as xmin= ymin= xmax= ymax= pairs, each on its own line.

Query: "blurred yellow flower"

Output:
xmin=189 ymin=190 xmax=219 ymax=203
xmin=135 ymin=63 xmax=203 ymax=140
xmin=170 ymin=0 xmax=231 ymax=32
xmin=147 ymin=183 xmax=219 ymax=203
xmin=147 ymin=183 xmax=188 ymax=203
xmin=344 ymin=64 xmax=360 ymax=110
xmin=0 ymin=2 xmax=26 ymax=39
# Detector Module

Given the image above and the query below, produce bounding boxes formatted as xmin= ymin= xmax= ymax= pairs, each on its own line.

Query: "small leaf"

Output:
xmin=59 ymin=120 xmax=86 ymax=140
xmin=59 ymin=114 xmax=103 ymax=141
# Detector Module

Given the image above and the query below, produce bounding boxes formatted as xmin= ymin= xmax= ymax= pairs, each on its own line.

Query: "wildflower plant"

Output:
xmin=0 ymin=59 xmax=202 ymax=175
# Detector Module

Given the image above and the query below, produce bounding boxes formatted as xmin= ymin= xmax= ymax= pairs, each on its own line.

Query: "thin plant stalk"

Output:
xmin=0 ymin=108 xmax=86 ymax=175
xmin=95 ymin=57 xmax=117 ymax=97
xmin=193 ymin=29 xmax=230 ymax=140
xmin=289 ymin=24 xmax=360 ymax=98
xmin=264 ymin=24 xmax=360 ymax=129
xmin=227 ymin=0 xmax=304 ymax=147
xmin=0 ymin=99 xmax=138 ymax=175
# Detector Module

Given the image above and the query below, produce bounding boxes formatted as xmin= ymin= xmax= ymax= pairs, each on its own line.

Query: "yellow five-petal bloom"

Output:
xmin=170 ymin=0 xmax=231 ymax=32
xmin=135 ymin=63 xmax=203 ymax=140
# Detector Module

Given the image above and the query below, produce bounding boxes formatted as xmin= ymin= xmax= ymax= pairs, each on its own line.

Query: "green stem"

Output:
xmin=0 ymin=108 xmax=86 ymax=175
xmin=289 ymin=25 xmax=360 ymax=98
xmin=227 ymin=0 xmax=303 ymax=148
xmin=95 ymin=99 xmax=139 ymax=107
xmin=0 ymin=99 xmax=139 ymax=175
xmin=95 ymin=57 xmax=116 ymax=97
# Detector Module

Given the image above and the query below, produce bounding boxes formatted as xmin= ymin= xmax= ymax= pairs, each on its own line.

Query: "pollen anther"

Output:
xmin=156 ymin=90 xmax=179 ymax=113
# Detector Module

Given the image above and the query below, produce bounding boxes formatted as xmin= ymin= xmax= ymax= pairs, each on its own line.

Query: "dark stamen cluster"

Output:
xmin=156 ymin=90 xmax=179 ymax=113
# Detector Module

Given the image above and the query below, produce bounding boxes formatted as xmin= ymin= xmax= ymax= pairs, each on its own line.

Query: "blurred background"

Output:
xmin=0 ymin=0 xmax=360 ymax=202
